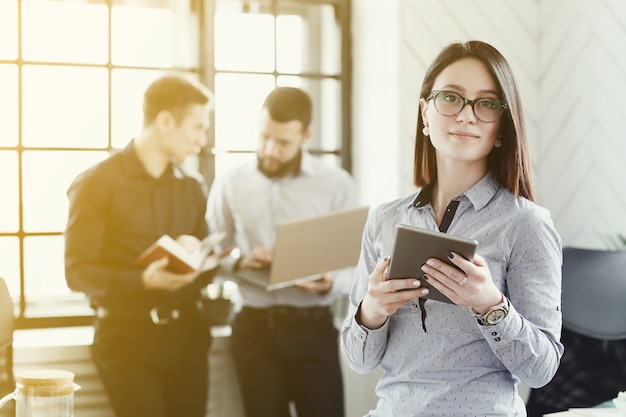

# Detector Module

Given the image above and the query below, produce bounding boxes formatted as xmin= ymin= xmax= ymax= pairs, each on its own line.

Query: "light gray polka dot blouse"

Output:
xmin=341 ymin=173 xmax=563 ymax=417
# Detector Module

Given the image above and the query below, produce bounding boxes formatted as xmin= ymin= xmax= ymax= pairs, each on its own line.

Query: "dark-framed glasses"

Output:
xmin=427 ymin=90 xmax=507 ymax=123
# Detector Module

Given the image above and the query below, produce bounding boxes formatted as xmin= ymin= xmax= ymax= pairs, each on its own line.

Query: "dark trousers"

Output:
xmin=91 ymin=310 xmax=212 ymax=417
xmin=231 ymin=306 xmax=344 ymax=417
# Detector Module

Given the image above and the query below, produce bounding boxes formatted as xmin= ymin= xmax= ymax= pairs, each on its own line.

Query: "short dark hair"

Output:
xmin=413 ymin=40 xmax=534 ymax=201
xmin=262 ymin=87 xmax=312 ymax=131
xmin=143 ymin=73 xmax=213 ymax=126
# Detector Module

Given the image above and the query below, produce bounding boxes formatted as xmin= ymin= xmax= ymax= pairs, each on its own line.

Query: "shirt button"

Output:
xmin=495 ymin=337 xmax=501 ymax=342
xmin=491 ymin=332 xmax=498 ymax=336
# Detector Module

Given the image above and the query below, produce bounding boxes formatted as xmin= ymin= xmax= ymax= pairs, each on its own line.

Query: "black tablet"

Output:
xmin=387 ymin=224 xmax=478 ymax=304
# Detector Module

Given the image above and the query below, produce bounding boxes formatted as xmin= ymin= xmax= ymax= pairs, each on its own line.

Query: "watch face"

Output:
xmin=486 ymin=309 xmax=506 ymax=324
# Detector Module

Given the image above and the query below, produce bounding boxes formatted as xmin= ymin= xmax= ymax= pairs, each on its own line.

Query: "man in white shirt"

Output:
xmin=207 ymin=87 xmax=358 ymax=417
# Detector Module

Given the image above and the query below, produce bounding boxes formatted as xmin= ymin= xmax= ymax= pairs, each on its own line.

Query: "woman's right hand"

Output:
xmin=358 ymin=256 xmax=429 ymax=329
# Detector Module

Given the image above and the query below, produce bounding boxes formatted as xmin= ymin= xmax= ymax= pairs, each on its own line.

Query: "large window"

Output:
xmin=1 ymin=0 xmax=351 ymax=329
xmin=207 ymin=0 xmax=351 ymax=177
xmin=0 ymin=0 xmax=202 ymax=328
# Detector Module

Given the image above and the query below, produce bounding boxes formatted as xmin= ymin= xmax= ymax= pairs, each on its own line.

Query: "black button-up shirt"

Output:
xmin=65 ymin=141 xmax=211 ymax=310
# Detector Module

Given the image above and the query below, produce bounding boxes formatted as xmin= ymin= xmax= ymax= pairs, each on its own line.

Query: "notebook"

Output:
xmin=235 ymin=206 xmax=369 ymax=291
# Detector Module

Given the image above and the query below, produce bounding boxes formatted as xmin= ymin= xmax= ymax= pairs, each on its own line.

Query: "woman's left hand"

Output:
xmin=420 ymin=252 xmax=503 ymax=313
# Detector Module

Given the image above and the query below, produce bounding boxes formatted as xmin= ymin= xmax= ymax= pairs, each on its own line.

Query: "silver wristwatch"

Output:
xmin=469 ymin=296 xmax=509 ymax=326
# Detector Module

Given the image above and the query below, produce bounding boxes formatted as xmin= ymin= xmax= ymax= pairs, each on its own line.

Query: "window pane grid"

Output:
xmin=212 ymin=0 xmax=349 ymax=173
xmin=4 ymin=0 xmax=350 ymax=329
xmin=6 ymin=0 xmax=199 ymax=328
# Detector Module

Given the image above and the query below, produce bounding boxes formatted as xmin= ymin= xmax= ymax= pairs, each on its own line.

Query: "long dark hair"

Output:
xmin=413 ymin=40 xmax=534 ymax=201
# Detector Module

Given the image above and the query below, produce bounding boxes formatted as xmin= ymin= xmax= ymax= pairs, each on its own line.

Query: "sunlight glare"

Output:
xmin=0 ymin=1 xmax=18 ymax=59
xmin=0 ymin=65 xmax=18 ymax=147
xmin=112 ymin=6 xmax=174 ymax=67
xmin=22 ymin=0 xmax=108 ymax=64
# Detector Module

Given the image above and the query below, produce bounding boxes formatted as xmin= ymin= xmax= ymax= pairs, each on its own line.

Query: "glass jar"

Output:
xmin=0 ymin=369 xmax=80 ymax=417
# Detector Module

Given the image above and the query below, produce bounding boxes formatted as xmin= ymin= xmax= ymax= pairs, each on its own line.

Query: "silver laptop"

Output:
xmin=235 ymin=206 xmax=369 ymax=290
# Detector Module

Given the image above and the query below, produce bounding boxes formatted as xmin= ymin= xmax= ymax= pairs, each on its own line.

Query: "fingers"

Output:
xmin=295 ymin=275 xmax=332 ymax=294
xmin=369 ymin=257 xmax=429 ymax=301
xmin=159 ymin=270 xmax=198 ymax=290
xmin=155 ymin=256 xmax=169 ymax=267
xmin=201 ymin=255 xmax=219 ymax=271
xmin=142 ymin=256 xmax=199 ymax=291
xmin=175 ymin=234 xmax=201 ymax=252
xmin=421 ymin=253 xmax=499 ymax=308
xmin=371 ymin=255 xmax=427 ymax=293
xmin=422 ymin=252 xmax=473 ymax=282
xmin=241 ymin=247 xmax=273 ymax=269
xmin=359 ymin=256 xmax=432 ymax=329
xmin=375 ymin=256 xmax=390 ymax=278
xmin=471 ymin=253 xmax=487 ymax=267
xmin=252 ymin=247 xmax=273 ymax=261
xmin=421 ymin=259 xmax=466 ymax=287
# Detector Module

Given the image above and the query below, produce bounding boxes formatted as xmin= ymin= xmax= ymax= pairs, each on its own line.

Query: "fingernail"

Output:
xmin=413 ymin=280 xmax=420 ymax=286
xmin=422 ymin=274 xmax=429 ymax=281
xmin=447 ymin=252 xmax=454 ymax=259
xmin=384 ymin=256 xmax=390 ymax=262
xmin=422 ymin=288 xmax=429 ymax=295
xmin=426 ymin=259 xmax=435 ymax=266
xmin=421 ymin=265 xmax=429 ymax=273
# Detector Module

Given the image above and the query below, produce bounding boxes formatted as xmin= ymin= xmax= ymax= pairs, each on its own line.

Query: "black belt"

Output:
xmin=95 ymin=304 xmax=198 ymax=325
xmin=244 ymin=305 xmax=329 ymax=315
xmin=241 ymin=305 xmax=330 ymax=327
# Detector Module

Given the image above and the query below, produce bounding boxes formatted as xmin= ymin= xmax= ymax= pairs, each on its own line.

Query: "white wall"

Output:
xmin=351 ymin=0 xmax=401 ymax=207
xmin=349 ymin=0 xmax=626 ymax=413
xmin=352 ymin=0 xmax=626 ymax=249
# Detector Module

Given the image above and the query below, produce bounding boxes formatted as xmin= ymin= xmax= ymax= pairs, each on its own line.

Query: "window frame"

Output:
xmin=2 ymin=0 xmax=205 ymax=329
xmin=198 ymin=0 xmax=352 ymax=184
xmin=3 ymin=0 xmax=352 ymax=330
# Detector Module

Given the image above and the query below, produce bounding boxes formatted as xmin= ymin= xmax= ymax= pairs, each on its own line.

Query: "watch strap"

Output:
xmin=469 ymin=295 xmax=509 ymax=326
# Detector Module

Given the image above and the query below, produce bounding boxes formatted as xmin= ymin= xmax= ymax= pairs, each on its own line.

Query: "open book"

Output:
xmin=135 ymin=231 xmax=225 ymax=273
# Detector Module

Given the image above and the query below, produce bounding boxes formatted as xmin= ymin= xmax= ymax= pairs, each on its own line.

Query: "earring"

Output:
xmin=422 ymin=124 xmax=430 ymax=137
xmin=494 ymin=135 xmax=502 ymax=148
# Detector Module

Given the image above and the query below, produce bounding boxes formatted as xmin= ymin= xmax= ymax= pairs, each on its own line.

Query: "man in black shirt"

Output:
xmin=65 ymin=74 xmax=214 ymax=417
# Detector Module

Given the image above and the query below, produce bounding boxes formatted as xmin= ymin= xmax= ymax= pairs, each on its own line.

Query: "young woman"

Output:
xmin=341 ymin=41 xmax=563 ymax=416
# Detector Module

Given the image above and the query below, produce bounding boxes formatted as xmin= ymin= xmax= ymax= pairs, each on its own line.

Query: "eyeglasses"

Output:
xmin=426 ymin=90 xmax=507 ymax=123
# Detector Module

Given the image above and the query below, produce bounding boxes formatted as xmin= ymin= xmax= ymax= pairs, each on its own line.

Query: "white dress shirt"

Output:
xmin=207 ymin=151 xmax=359 ymax=308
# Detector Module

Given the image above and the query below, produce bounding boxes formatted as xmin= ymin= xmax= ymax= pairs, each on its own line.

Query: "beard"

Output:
xmin=257 ymin=151 xmax=302 ymax=179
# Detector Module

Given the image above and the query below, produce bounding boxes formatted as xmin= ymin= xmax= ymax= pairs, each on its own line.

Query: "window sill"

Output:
xmin=13 ymin=324 xmax=232 ymax=349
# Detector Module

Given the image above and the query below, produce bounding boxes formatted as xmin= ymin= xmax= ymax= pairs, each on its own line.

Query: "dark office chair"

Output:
xmin=526 ymin=247 xmax=626 ymax=416
xmin=0 ymin=277 xmax=15 ymax=393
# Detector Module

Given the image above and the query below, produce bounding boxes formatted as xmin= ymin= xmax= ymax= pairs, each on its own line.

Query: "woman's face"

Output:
xmin=420 ymin=57 xmax=502 ymax=167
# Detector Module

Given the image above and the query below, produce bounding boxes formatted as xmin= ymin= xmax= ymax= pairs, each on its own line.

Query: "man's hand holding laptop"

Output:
xmin=235 ymin=247 xmax=273 ymax=270
xmin=295 ymin=273 xmax=332 ymax=295
xmin=237 ymin=246 xmax=333 ymax=294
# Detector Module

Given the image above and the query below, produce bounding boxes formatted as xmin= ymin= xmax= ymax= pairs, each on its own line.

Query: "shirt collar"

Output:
xmin=121 ymin=139 xmax=183 ymax=180
xmin=410 ymin=172 xmax=500 ymax=211
xmin=298 ymin=150 xmax=316 ymax=176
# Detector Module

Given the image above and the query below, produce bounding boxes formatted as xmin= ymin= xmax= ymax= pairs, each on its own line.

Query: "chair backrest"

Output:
xmin=0 ymin=277 xmax=15 ymax=393
xmin=561 ymin=247 xmax=626 ymax=340
xmin=0 ymin=278 xmax=13 ymax=349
